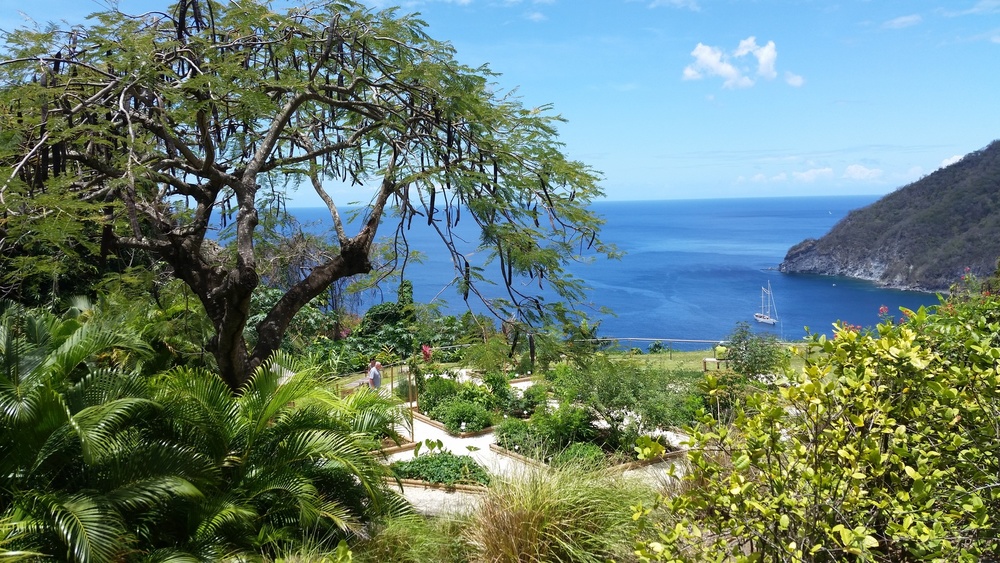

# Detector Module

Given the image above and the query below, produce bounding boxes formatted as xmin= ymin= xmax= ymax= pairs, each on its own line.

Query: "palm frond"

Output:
xmin=42 ymin=492 xmax=127 ymax=563
xmin=44 ymin=321 xmax=150 ymax=384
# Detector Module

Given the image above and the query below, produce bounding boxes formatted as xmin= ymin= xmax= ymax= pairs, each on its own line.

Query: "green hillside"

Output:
xmin=780 ymin=140 xmax=1000 ymax=291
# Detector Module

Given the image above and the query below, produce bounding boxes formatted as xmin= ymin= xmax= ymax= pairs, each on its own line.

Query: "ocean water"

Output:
xmin=289 ymin=196 xmax=941 ymax=345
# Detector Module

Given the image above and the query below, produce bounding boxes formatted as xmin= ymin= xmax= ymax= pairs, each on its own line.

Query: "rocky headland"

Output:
xmin=779 ymin=140 xmax=1000 ymax=293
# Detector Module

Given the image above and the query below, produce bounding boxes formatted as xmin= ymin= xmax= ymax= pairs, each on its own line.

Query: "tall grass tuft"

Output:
xmin=352 ymin=514 xmax=470 ymax=563
xmin=464 ymin=465 xmax=655 ymax=562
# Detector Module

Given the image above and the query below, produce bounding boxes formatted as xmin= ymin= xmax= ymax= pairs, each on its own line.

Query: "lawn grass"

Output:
xmin=627 ymin=344 xmax=809 ymax=375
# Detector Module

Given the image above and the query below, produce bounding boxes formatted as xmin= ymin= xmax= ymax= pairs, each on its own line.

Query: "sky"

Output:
xmin=2 ymin=0 xmax=999 ymax=203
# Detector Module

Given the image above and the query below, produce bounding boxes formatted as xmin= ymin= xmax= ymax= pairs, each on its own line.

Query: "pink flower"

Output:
xmin=879 ymin=305 xmax=889 ymax=316
xmin=421 ymin=344 xmax=433 ymax=362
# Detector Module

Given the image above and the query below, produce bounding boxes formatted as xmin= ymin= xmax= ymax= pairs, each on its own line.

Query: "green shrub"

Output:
xmin=482 ymin=370 xmax=515 ymax=412
xmin=635 ymin=301 xmax=1000 ymax=561
xmin=550 ymin=442 xmax=607 ymax=470
xmin=531 ymin=402 xmax=595 ymax=449
xmin=394 ymin=378 xmax=416 ymax=402
xmin=418 ymin=376 xmax=460 ymax=415
xmin=432 ymin=398 xmax=493 ymax=434
xmin=455 ymin=380 xmax=497 ymax=411
xmin=725 ymin=320 xmax=788 ymax=378
xmin=494 ymin=417 xmax=550 ymax=458
xmin=505 ymin=382 xmax=550 ymax=417
xmin=390 ymin=451 xmax=491 ymax=486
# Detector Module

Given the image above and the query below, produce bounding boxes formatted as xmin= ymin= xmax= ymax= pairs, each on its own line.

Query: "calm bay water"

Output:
xmin=290 ymin=196 xmax=941 ymax=345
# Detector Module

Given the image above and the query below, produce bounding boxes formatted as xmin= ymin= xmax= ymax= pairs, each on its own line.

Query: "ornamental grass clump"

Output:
xmin=464 ymin=466 xmax=654 ymax=563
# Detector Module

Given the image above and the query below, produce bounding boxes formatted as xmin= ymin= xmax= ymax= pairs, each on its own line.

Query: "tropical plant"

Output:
xmin=418 ymin=376 xmax=462 ymax=416
xmin=0 ymin=0 xmax=612 ymax=392
xmin=146 ymin=354 xmax=410 ymax=559
xmin=0 ymin=301 xmax=196 ymax=563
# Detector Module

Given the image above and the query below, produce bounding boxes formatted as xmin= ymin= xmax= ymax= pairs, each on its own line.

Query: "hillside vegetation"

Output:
xmin=779 ymin=140 xmax=1000 ymax=291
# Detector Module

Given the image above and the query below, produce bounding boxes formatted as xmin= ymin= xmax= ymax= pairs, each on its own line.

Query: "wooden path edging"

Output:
xmin=387 ymin=477 xmax=489 ymax=494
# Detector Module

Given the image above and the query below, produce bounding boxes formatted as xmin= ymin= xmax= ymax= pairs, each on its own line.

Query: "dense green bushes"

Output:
xmin=433 ymin=398 xmax=494 ymax=434
xmin=636 ymin=290 xmax=1000 ymax=561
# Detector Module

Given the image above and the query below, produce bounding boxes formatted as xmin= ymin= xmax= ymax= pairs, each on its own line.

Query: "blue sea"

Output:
xmin=288 ymin=196 xmax=941 ymax=346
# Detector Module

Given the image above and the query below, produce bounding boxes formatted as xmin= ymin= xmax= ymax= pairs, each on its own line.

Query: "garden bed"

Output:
xmin=489 ymin=442 xmax=686 ymax=473
xmin=379 ymin=437 xmax=419 ymax=456
xmin=410 ymin=409 xmax=495 ymax=438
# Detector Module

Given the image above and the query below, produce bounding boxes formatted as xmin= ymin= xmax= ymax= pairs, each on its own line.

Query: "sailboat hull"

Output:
xmin=754 ymin=312 xmax=778 ymax=325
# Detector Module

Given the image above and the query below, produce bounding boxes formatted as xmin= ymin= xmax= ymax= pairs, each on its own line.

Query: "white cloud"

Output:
xmin=960 ymin=0 xmax=1000 ymax=15
xmin=525 ymin=10 xmax=546 ymax=21
xmin=941 ymin=155 xmax=964 ymax=167
xmin=683 ymin=37 xmax=797 ymax=89
xmin=735 ymin=37 xmax=777 ymax=79
xmin=742 ymin=172 xmax=789 ymax=183
xmin=650 ymin=0 xmax=700 ymax=10
xmin=792 ymin=168 xmax=834 ymax=182
xmin=843 ymin=164 xmax=883 ymax=180
xmin=683 ymin=43 xmax=753 ymax=88
xmin=883 ymin=14 xmax=922 ymax=29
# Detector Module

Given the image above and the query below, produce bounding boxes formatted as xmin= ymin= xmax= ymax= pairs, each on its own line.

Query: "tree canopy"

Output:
xmin=0 ymin=0 xmax=612 ymax=391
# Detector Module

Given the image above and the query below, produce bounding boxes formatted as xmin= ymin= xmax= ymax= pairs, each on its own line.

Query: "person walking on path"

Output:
xmin=368 ymin=361 xmax=383 ymax=390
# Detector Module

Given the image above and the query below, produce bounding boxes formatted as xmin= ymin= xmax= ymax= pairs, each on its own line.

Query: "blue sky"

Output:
xmin=3 ymin=0 xmax=999 ymax=202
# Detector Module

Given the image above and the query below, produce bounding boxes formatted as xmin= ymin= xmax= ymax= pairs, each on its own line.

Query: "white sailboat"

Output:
xmin=754 ymin=281 xmax=779 ymax=325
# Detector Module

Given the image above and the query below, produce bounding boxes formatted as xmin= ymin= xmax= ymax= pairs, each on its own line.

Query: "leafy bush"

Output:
xmin=550 ymin=442 xmax=607 ymax=470
xmin=455 ymin=380 xmax=498 ymax=411
xmin=647 ymin=340 xmax=668 ymax=354
xmin=724 ymin=320 xmax=788 ymax=378
xmin=394 ymin=378 xmax=417 ymax=402
xmin=482 ymin=370 xmax=515 ymax=412
xmin=432 ymin=398 xmax=493 ymax=434
xmin=532 ymin=402 xmax=595 ymax=448
xmin=656 ymin=387 xmax=706 ymax=427
xmin=505 ymin=382 xmax=551 ymax=418
xmin=418 ymin=375 xmax=461 ymax=415
xmin=390 ymin=451 xmax=491 ymax=486
xmin=635 ymin=299 xmax=1000 ymax=561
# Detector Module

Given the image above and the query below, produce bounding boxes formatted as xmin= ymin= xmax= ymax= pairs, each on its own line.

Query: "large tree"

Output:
xmin=0 ymin=0 xmax=612 ymax=391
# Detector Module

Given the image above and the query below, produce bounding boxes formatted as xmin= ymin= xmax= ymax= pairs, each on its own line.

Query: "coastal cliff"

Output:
xmin=779 ymin=140 xmax=1000 ymax=292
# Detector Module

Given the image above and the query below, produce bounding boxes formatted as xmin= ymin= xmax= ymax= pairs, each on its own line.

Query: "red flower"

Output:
xmin=879 ymin=305 xmax=889 ymax=316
